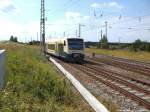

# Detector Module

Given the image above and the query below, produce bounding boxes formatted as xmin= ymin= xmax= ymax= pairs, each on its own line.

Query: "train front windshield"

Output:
xmin=68 ymin=39 xmax=84 ymax=50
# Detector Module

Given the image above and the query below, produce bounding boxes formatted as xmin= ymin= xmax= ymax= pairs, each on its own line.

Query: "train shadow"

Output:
xmin=46 ymin=53 xmax=85 ymax=65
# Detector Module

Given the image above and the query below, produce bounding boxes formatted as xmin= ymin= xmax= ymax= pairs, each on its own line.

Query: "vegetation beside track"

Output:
xmin=86 ymin=48 xmax=150 ymax=62
xmin=0 ymin=42 xmax=92 ymax=112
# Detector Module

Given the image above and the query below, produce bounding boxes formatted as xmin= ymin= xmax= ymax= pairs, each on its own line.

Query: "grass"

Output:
xmin=0 ymin=42 xmax=92 ymax=112
xmin=86 ymin=48 xmax=150 ymax=62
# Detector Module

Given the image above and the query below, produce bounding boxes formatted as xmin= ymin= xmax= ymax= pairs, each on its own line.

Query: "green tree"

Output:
xmin=9 ymin=35 xmax=18 ymax=42
xmin=13 ymin=37 xmax=18 ymax=42
xmin=146 ymin=43 xmax=150 ymax=52
xmin=10 ymin=35 xmax=14 ymax=41
xmin=132 ymin=39 xmax=142 ymax=51
xmin=97 ymin=40 xmax=101 ymax=48
xmin=99 ymin=35 xmax=109 ymax=49
xmin=139 ymin=42 xmax=146 ymax=51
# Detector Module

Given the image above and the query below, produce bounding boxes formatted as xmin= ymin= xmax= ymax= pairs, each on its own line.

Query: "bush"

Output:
xmin=0 ymin=43 xmax=80 ymax=112
xmin=131 ymin=39 xmax=150 ymax=52
xmin=98 ymin=35 xmax=109 ymax=49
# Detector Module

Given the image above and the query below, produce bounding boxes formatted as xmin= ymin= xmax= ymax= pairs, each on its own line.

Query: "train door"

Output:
xmin=55 ymin=42 xmax=59 ymax=56
xmin=58 ymin=44 xmax=64 ymax=56
xmin=63 ymin=40 xmax=68 ymax=53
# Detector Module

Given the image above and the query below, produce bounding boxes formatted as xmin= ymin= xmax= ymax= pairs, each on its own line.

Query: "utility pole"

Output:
xmin=37 ymin=32 xmax=38 ymax=41
xmin=40 ymin=0 xmax=45 ymax=54
xmin=101 ymin=29 xmax=103 ymax=39
xmin=25 ymin=36 xmax=26 ymax=44
xmin=118 ymin=37 xmax=122 ymax=48
xmin=78 ymin=24 xmax=85 ymax=38
xmin=105 ymin=21 xmax=107 ymax=38
xmin=118 ymin=37 xmax=122 ymax=44
xmin=78 ymin=24 xmax=81 ymax=38
xmin=76 ymin=29 xmax=78 ymax=38
xmin=118 ymin=37 xmax=120 ymax=43
xmin=63 ymin=32 xmax=65 ymax=37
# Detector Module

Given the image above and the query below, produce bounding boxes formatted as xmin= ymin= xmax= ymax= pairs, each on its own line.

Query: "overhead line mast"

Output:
xmin=40 ymin=0 xmax=46 ymax=54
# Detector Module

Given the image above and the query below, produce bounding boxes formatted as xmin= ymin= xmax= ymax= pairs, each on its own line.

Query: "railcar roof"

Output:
xmin=46 ymin=37 xmax=83 ymax=43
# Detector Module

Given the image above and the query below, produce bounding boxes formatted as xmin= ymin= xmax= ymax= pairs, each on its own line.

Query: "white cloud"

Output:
xmin=43 ymin=12 xmax=90 ymax=39
xmin=0 ymin=17 xmax=23 ymax=41
xmin=65 ymin=11 xmax=90 ymax=23
xmin=90 ymin=2 xmax=123 ymax=9
xmin=0 ymin=17 xmax=39 ymax=42
xmin=65 ymin=11 xmax=81 ymax=19
xmin=109 ymin=2 xmax=123 ymax=9
xmin=83 ymin=16 xmax=90 ymax=20
xmin=91 ymin=3 xmax=100 ymax=8
xmin=25 ymin=21 xmax=39 ymax=35
xmin=0 ymin=0 xmax=20 ymax=13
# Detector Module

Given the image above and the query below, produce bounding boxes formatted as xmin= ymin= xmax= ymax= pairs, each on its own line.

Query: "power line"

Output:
xmin=46 ymin=23 xmax=76 ymax=26
xmin=108 ymin=14 xmax=150 ymax=26
xmin=43 ymin=0 xmax=150 ymax=40
xmin=105 ymin=21 xmax=107 ymax=38
xmin=110 ymin=27 xmax=150 ymax=31
xmin=85 ymin=16 xmax=149 ymax=31
xmin=91 ymin=14 xmax=150 ymax=29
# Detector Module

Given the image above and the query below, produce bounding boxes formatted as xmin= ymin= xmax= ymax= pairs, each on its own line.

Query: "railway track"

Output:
xmin=52 ymin=57 xmax=150 ymax=110
xmin=84 ymin=64 xmax=150 ymax=95
xmin=85 ymin=58 xmax=150 ymax=87
xmin=99 ymin=54 xmax=150 ymax=68
xmin=87 ymin=56 xmax=150 ymax=77
xmin=67 ymin=62 xmax=150 ymax=110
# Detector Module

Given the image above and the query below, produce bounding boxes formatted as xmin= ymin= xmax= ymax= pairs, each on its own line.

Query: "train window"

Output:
xmin=48 ymin=44 xmax=55 ymax=50
xmin=64 ymin=41 xmax=66 ymax=46
xmin=68 ymin=39 xmax=84 ymax=50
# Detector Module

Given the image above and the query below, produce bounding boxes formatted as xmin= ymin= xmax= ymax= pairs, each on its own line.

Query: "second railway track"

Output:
xmin=70 ymin=62 xmax=150 ymax=110
xmin=85 ymin=58 xmax=150 ymax=87
xmin=86 ymin=55 xmax=150 ymax=77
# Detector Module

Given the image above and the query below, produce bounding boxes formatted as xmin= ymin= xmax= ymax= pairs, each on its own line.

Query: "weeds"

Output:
xmin=86 ymin=48 xmax=150 ymax=62
xmin=0 ymin=43 xmax=85 ymax=112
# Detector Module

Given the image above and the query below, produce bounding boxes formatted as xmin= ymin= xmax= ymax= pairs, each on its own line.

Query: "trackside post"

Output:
xmin=0 ymin=50 xmax=5 ymax=90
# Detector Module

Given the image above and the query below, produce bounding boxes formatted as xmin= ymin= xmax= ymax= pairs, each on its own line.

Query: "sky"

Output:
xmin=0 ymin=0 xmax=150 ymax=43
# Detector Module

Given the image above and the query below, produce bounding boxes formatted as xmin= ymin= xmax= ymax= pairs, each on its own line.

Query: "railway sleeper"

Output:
xmin=71 ymin=63 xmax=150 ymax=109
